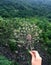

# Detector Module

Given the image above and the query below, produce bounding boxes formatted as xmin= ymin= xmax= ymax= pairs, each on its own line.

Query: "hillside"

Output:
xmin=0 ymin=0 xmax=51 ymax=17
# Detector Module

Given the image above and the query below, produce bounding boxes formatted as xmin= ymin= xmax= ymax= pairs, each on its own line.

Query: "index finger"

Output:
xmin=32 ymin=51 xmax=41 ymax=59
xmin=29 ymin=50 xmax=40 ymax=58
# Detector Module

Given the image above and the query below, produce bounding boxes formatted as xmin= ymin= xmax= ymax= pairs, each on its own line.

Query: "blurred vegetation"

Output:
xmin=0 ymin=17 xmax=51 ymax=65
xmin=0 ymin=0 xmax=51 ymax=19
xmin=0 ymin=0 xmax=51 ymax=65
xmin=0 ymin=55 xmax=12 ymax=65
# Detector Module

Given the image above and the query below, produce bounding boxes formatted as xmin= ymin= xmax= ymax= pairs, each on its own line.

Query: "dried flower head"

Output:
xmin=26 ymin=34 xmax=32 ymax=41
xmin=13 ymin=22 xmax=42 ymax=50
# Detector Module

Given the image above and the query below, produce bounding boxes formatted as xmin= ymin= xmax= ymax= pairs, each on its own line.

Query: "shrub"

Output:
xmin=0 ymin=55 xmax=12 ymax=65
xmin=13 ymin=22 xmax=42 ymax=50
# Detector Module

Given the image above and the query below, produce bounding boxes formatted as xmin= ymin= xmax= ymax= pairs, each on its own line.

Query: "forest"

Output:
xmin=0 ymin=0 xmax=51 ymax=65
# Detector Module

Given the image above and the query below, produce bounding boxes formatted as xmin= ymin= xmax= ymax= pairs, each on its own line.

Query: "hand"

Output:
xmin=29 ymin=50 xmax=42 ymax=65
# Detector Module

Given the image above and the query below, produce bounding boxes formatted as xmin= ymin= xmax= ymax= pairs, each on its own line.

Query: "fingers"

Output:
xmin=29 ymin=51 xmax=35 ymax=61
xmin=32 ymin=51 xmax=40 ymax=58
xmin=29 ymin=51 xmax=36 ymax=57
xmin=29 ymin=50 xmax=42 ymax=65
xmin=29 ymin=50 xmax=41 ymax=59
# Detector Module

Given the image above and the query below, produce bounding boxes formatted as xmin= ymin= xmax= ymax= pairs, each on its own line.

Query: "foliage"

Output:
xmin=35 ymin=19 xmax=51 ymax=65
xmin=0 ymin=55 xmax=12 ymax=65
xmin=0 ymin=0 xmax=51 ymax=18
xmin=13 ymin=22 xmax=42 ymax=50
xmin=0 ymin=17 xmax=42 ymax=51
xmin=0 ymin=0 xmax=51 ymax=65
xmin=0 ymin=17 xmax=51 ymax=65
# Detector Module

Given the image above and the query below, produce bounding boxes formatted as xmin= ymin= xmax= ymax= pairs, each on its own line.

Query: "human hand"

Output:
xmin=29 ymin=50 xmax=42 ymax=65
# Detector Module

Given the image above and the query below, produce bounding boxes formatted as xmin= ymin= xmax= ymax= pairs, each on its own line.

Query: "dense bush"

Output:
xmin=0 ymin=55 xmax=12 ymax=65
xmin=0 ymin=17 xmax=42 ymax=51
xmin=0 ymin=17 xmax=51 ymax=65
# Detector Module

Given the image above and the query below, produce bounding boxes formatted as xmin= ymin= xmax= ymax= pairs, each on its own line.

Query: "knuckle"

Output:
xmin=37 ymin=57 xmax=42 ymax=60
xmin=39 ymin=57 xmax=42 ymax=60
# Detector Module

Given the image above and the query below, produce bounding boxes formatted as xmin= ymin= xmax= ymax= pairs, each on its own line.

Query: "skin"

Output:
xmin=29 ymin=50 xmax=42 ymax=65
